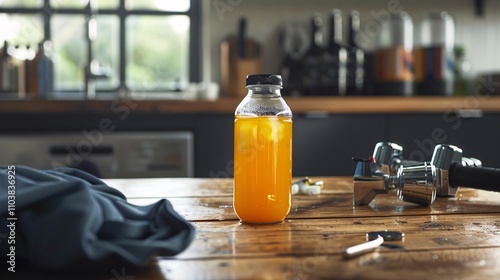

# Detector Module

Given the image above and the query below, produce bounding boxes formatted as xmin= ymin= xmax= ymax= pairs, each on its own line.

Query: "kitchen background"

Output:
xmin=208 ymin=0 xmax=499 ymax=95
xmin=1 ymin=0 xmax=499 ymax=98
xmin=1 ymin=0 xmax=500 ymax=179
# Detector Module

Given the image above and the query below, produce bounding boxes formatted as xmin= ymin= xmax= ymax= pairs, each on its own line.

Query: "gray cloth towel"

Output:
xmin=0 ymin=166 xmax=195 ymax=273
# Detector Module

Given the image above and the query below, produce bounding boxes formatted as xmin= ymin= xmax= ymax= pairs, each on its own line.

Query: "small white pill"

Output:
xmin=298 ymin=181 xmax=310 ymax=193
xmin=301 ymin=185 xmax=321 ymax=195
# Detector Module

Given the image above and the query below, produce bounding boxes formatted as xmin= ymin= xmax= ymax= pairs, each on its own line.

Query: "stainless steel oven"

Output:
xmin=0 ymin=131 xmax=193 ymax=178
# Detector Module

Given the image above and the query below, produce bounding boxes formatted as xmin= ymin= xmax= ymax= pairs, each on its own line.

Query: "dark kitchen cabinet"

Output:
xmin=194 ymin=114 xmax=234 ymax=178
xmin=293 ymin=114 xmax=387 ymax=176
xmin=388 ymin=113 xmax=500 ymax=167
xmin=0 ymin=112 xmax=194 ymax=132
xmin=2 ymin=108 xmax=499 ymax=178
xmin=192 ymin=112 xmax=500 ymax=177
xmin=193 ymin=113 xmax=388 ymax=177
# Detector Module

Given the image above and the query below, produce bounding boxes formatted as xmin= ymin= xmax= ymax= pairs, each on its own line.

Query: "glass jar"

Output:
xmin=233 ymin=74 xmax=293 ymax=224
xmin=374 ymin=12 xmax=414 ymax=96
xmin=414 ymin=12 xmax=455 ymax=95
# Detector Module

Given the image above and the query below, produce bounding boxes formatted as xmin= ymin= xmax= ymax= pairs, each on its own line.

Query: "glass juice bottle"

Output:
xmin=234 ymin=74 xmax=293 ymax=224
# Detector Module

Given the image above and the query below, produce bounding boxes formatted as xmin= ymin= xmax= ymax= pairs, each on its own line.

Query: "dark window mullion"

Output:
xmin=118 ymin=0 xmax=127 ymax=92
xmin=0 ymin=8 xmax=40 ymax=13
xmin=43 ymin=0 xmax=51 ymax=40
xmin=189 ymin=0 xmax=200 ymax=83
xmin=125 ymin=10 xmax=188 ymax=16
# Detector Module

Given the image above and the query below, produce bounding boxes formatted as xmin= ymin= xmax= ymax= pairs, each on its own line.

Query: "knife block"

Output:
xmin=221 ymin=37 xmax=262 ymax=97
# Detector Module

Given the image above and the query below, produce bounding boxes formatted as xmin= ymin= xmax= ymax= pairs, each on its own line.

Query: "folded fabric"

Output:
xmin=0 ymin=166 xmax=195 ymax=273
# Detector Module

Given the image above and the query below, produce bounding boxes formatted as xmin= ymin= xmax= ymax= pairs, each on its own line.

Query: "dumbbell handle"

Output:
xmin=449 ymin=162 xmax=500 ymax=192
xmin=401 ymin=159 xmax=422 ymax=166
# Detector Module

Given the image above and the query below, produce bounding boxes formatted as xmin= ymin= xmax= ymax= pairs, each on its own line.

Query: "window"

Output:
xmin=0 ymin=0 xmax=200 ymax=96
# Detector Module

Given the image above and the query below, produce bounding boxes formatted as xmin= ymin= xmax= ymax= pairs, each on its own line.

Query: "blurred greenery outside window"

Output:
xmin=0 ymin=0 xmax=198 ymax=95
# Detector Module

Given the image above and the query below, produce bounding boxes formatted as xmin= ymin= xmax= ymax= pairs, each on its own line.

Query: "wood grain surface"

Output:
xmin=13 ymin=177 xmax=500 ymax=279
xmin=110 ymin=177 xmax=500 ymax=279
xmin=2 ymin=96 xmax=500 ymax=114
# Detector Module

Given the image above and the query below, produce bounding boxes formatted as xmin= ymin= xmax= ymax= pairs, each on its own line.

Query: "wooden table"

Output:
xmin=11 ymin=176 xmax=500 ymax=279
xmin=101 ymin=176 xmax=500 ymax=280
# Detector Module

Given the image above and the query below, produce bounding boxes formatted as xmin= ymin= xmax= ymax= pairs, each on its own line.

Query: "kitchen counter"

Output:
xmin=2 ymin=96 xmax=500 ymax=177
xmin=11 ymin=176 xmax=500 ymax=279
xmin=2 ymin=96 xmax=500 ymax=114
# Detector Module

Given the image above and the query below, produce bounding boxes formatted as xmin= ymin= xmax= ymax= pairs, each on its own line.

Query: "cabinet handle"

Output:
xmin=50 ymin=146 xmax=114 ymax=155
xmin=454 ymin=109 xmax=484 ymax=119
xmin=303 ymin=111 xmax=329 ymax=118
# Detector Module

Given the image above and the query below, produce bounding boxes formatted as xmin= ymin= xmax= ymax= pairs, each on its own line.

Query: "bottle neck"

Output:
xmin=310 ymin=15 xmax=323 ymax=48
xmin=348 ymin=12 xmax=361 ymax=47
xmin=329 ymin=11 xmax=343 ymax=46
xmin=247 ymin=85 xmax=282 ymax=97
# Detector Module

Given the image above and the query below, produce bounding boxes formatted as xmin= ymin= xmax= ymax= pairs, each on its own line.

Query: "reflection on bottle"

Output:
xmin=24 ymin=41 xmax=54 ymax=99
xmin=346 ymin=11 xmax=364 ymax=96
xmin=38 ymin=41 xmax=54 ymax=98
xmin=231 ymin=221 xmax=291 ymax=255
xmin=0 ymin=41 xmax=13 ymax=93
xmin=414 ymin=12 xmax=455 ymax=96
xmin=280 ymin=21 xmax=311 ymax=96
xmin=323 ymin=9 xmax=347 ymax=96
xmin=374 ymin=12 xmax=414 ymax=96
xmin=453 ymin=45 xmax=471 ymax=96
xmin=301 ymin=14 xmax=324 ymax=96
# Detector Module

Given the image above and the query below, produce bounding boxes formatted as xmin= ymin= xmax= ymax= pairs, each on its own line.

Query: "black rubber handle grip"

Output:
xmin=449 ymin=162 xmax=500 ymax=192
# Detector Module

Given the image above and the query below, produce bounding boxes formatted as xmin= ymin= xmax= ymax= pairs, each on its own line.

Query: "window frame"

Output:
xmin=0 ymin=0 xmax=201 ymax=94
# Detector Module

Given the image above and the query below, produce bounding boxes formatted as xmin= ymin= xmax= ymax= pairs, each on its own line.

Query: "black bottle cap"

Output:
xmin=246 ymin=74 xmax=282 ymax=86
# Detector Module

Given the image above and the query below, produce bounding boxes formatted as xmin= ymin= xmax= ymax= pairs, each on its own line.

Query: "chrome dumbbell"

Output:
xmin=353 ymin=144 xmax=500 ymax=206
xmin=352 ymin=156 xmax=436 ymax=206
xmin=372 ymin=142 xmax=482 ymax=177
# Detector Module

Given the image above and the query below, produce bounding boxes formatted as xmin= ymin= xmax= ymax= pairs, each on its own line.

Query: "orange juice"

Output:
xmin=233 ymin=115 xmax=292 ymax=223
